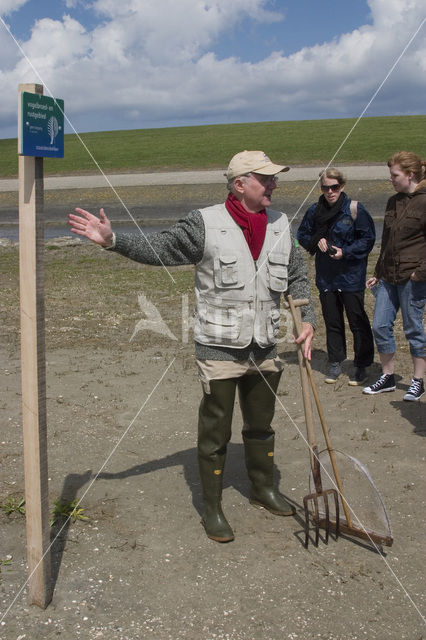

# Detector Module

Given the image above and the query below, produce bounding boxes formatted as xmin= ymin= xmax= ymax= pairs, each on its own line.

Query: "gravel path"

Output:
xmin=0 ymin=165 xmax=390 ymax=192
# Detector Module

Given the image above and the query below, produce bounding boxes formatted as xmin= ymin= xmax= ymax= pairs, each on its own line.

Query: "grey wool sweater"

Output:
xmin=111 ymin=209 xmax=316 ymax=360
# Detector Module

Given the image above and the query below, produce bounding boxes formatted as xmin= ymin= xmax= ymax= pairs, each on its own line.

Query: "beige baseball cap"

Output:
xmin=225 ymin=150 xmax=290 ymax=180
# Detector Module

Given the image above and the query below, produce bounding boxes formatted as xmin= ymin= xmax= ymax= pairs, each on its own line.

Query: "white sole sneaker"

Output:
xmin=362 ymin=374 xmax=396 ymax=395
xmin=363 ymin=386 xmax=395 ymax=395
xmin=403 ymin=393 xmax=424 ymax=401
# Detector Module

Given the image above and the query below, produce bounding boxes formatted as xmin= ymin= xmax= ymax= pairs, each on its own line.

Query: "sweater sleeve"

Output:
xmin=296 ymin=205 xmax=316 ymax=253
xmin=287 ymin=233 xmax=316 ymax=328
xmin=111 ymin=209 xmax=205 ymax=266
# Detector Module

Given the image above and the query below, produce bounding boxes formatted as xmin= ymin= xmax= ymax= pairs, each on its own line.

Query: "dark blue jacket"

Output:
xmin=297 ymin=194 xmax=375 ymax=292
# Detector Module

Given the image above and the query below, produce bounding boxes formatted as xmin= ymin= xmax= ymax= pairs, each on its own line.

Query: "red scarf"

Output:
xmin=225 ymin=193 xmax=267 ymax=261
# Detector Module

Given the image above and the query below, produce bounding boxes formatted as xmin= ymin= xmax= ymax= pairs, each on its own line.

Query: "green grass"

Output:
xmin=0 ymin=496 xmax=25 ymax=516
xmin=50 ymin=498 xmax=88 ymax=526
xmin=0 ymin=115 xmax=424 ymax=178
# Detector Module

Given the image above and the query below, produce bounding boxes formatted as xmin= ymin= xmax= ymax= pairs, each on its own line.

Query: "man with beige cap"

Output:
xmin=69 ymin=150 xmax=315 ymax=543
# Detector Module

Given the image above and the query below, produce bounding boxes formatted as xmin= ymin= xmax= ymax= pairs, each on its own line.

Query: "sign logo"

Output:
xmin=47 ymin=116 xmax=60 ymax=145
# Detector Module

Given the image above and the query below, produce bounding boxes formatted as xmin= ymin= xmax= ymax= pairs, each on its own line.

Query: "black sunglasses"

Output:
xmin=321 ymin=183 xmax=341 ymax=192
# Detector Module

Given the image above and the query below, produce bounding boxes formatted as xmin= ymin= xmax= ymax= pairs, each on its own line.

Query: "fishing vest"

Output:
xmin=194 ymin=203 xmax=292 ymax=349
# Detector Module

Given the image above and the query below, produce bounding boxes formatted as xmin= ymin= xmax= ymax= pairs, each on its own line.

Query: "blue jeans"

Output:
xmin=372 ymin=279 xmax=426 ymax=358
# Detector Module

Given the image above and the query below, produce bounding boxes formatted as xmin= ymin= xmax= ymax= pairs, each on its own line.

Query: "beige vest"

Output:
xmin=194 ymin=203 xmax=292 ymax=349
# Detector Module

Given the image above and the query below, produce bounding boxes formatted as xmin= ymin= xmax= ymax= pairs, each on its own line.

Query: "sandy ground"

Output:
xmin=0 ymin=182 xmax=425 ymax=640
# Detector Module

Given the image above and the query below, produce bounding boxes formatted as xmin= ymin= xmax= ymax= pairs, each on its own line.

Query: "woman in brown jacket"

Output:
xmin=363 ymin=151 xmax=426 ymax=401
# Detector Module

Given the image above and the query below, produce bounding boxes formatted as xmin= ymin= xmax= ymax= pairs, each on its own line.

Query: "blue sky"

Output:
xmin=214 ymin=3 xmax=373 ymax=61
xmin=0 ymin=0 xmax=424 ymax=138
xmin=4 ymin=1 xmax=373 ymax=58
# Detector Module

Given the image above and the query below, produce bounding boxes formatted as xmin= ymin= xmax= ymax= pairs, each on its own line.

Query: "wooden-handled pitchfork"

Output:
xmin=286 ymin=296 xmax=343 ymax=546
xmin=286 ymin=295 xmax=393 ymax=549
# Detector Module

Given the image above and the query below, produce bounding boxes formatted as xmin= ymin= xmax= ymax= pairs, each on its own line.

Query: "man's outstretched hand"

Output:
xmin=68 ymin=208 xmax=114 ymax=248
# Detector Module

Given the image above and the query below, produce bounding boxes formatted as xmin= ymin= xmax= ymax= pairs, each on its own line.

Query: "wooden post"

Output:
xmin=18 ymin=83 xmax=51 ymax=608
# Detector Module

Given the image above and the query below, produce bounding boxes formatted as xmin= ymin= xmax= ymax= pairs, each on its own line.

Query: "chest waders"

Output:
xmin=198 ymin=371 xmax=295 ymax=543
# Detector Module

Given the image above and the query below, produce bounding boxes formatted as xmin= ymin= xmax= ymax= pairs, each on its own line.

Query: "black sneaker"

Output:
xmin=403 ymin=378 xmax=425 ymax=402
xmin=348 ymin=367 xmax=367 ymax=386
xmin=363 ymin=373 xmax=396 ymax=395
xmin=325 ymin=362 xmax=342 ymax=384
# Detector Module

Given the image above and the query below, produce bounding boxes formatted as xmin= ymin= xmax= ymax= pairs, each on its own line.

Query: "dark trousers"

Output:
xmin=319 ymin=290 xmax=374 ymax=367
xmin=198 ymin=372 xmax=282 ymax=466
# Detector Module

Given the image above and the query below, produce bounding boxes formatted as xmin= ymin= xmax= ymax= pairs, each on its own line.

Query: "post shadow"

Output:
xmin=50 ymin=469 xmax=92 ymax=592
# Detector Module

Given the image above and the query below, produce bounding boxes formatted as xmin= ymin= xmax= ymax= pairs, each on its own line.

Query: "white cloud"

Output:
xmin=0 ymin=0 xmax=425 ymax=137
xmin=89 ymin=0 xmax=283 ymax=65
xmin=0 ymin=0 xmax=28 ymax=16
xmin=20 ymin=15 xmax=90 ymax=68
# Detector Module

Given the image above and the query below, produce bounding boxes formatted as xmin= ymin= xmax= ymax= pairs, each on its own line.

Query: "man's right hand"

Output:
xmin=68 ymin=208 xmax=114 ymax=247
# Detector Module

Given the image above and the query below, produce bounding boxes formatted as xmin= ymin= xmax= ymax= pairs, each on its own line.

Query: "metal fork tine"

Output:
xmin=312 ymin=495 xmax=320 ymax=546
xmin=303 ymin=496 xmax=311 ymax=548
xmin=303 ymin=489 xmax=341 ymax=547
xmin=323 ymin=491 xmax=330 ymax=544
xmin=334 ymin=490 xmax=340 ymax=540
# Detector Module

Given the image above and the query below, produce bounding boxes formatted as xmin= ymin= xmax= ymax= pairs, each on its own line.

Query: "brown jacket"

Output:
xmin=374 ymin=186 xmax=426 ymax=284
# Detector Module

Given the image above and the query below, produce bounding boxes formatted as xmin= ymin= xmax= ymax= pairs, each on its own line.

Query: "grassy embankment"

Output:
xmin=0 ymin=115 xmax=425 ymax=178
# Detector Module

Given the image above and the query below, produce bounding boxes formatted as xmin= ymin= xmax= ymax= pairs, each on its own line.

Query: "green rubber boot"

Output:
xmin=199 ymin=459 xmax=234 ymax=542
xmin=198 ymin=379 xmax=236 ymax=543
xmin=238 ymin=371 xmax=294 ymax=517
xmin=243 ymin=434 xmax=295 ymax=516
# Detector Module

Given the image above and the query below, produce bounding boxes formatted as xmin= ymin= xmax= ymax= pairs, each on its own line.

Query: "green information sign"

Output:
xmin=19 ymin=92 xmax=64 ymax=158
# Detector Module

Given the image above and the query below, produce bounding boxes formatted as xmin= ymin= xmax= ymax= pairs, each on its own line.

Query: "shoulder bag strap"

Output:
xmin=349 ymin=200 xmax=358 ymax=220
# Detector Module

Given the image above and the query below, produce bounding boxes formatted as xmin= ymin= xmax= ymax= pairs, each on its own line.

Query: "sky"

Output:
xmin=0 ymin=0 xmax=425 ymax=139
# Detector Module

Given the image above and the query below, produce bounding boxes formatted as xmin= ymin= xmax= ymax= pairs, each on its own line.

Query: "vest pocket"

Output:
xmin=197 ymin=299 xmax=243 ymax=341
xmin=267 ymin=253 xmax=288 ymax=292
xmin=214 ymin=254 xmax=242 ymax=288
xmin=266 ymin=306 xmax=281 ymax=342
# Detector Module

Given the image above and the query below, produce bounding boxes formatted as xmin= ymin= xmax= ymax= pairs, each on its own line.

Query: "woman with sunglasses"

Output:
xmin=297 ymin=168 xmax=375 ymax=385
xmin=363 ymin=151 xmax=426 ymax=401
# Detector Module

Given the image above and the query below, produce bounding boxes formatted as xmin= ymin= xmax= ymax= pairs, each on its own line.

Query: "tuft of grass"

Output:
xmin=0 ymin=115 xmax=424 ymax=178
xmin=0 ymin=555 xmax=12 ymax=581
xmin=50 ymin=499 xmax=89 ymax=526
xmin=0 ymin=497 xmax=25 ymax=516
